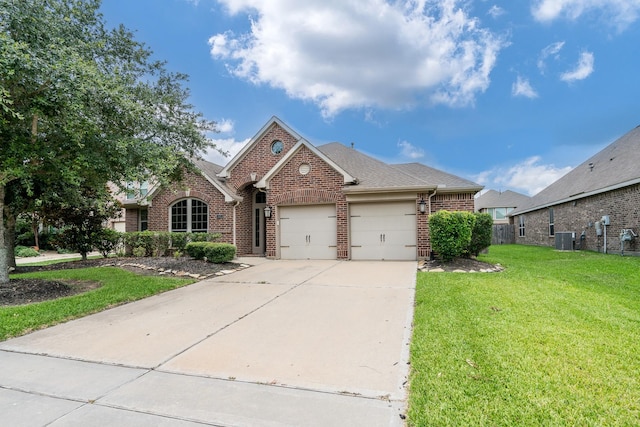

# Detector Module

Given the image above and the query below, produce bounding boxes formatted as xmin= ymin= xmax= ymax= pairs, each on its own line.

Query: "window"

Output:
xmin=494 ymin=207 xmax=507 ymax=220
xmin=126 ymin=181 xmax=149 ymax=199
xmin=139 ymin=208 xmax=148 ymax=231
xmin=548 ymin=208 xmax=555 ymax=236
xmin=518 ymin=215 xmax=526 ymax=237
xmin=126 ymin=182 xmax=135 ymax=200
xmin=171 ymin=199 xmax=208 ymax=232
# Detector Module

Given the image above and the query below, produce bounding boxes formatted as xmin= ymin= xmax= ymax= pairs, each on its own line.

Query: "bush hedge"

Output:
xmin=14 ymin=245 xmax=39 ymax=257
xmin=93 ymin=228 xmax=123 ymax=258
xmin=429 ymin=210 xmax=476 ymax=262
xmin=123 ymin=232 xmax=221 ymax=257
xmin=185 ymin=242 xmax=236 ymax=263
xmin=468 ymin=212 xmax=493 ymax=257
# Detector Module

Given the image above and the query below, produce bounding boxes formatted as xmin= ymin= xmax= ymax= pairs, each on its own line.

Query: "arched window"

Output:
xmin=171 ymin=199 xmax=208 ymax=232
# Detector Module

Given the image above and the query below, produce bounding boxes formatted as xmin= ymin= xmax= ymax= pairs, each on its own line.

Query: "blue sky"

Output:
xmin=99 ymin=0 xmax=640 ymax=196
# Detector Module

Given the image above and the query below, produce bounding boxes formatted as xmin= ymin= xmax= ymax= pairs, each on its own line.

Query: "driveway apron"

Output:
xmin=0 ymin=259 xmax=416 ymax=426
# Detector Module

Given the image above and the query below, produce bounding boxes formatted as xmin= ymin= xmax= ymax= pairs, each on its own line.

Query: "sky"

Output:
xmin=99 ymin=0 xmax=640 ymax=196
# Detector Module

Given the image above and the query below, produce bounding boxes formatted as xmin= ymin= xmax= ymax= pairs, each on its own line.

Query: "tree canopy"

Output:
xmin=0 ymin=0 xmax=219 ymax=282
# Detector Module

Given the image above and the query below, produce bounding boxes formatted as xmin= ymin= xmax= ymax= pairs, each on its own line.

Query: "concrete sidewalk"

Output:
xmin=1 ymin=258 xmax=416 ymax=426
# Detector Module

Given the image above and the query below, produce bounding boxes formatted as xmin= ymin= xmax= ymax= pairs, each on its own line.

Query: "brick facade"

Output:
xmin=144 ymin=170 xmax=235 ymax=244
xmin=267 ymin=145 xmax=347 ymax=258
xmin=513 ymin=183 xmax=640 ymax=255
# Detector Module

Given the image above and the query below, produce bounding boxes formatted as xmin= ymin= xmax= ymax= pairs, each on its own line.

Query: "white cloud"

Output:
xmin=397 ymin=140 xmax=425 ymax=160
xmin=537 ymin=41 xmax=565 ymax=73
xmin=560 ymin=51 xmax=594 ymax=82
xmin=511 ymin=76 xmax=538 ymax=98
xmin=216 ymin=118 xmax=235 ymax=133
xmin=204 ymin=137 xmax=250 ymax=166
xmin=487 ymin=5 xmax=505 ymax=18
xmin=531 ymin=0 xmax=640 ymax=30
xmin=475 ymin=156 xmax=572 ymax=196
xmin=209 ymin=0 xmax=506 ymax=117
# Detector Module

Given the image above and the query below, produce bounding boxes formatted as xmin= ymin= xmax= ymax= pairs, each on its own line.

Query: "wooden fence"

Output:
xmin=492 ymin=224 xmax=515 ymax=245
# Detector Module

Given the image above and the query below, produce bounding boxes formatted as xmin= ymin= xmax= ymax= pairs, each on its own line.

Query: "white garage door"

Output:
xmin=280 ymin=205 xmax=337 ymax=260
xmin=350 ymin=202 xmax=417 ymax=260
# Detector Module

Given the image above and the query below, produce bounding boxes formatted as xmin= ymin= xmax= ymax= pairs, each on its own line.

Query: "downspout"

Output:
xmin=427 ymin=189 xmax=437 ymax=259
xmin=232 ymin=200 xmax=239 ymax=246
xmin=428 ymin=188 xmax=437 ymax=215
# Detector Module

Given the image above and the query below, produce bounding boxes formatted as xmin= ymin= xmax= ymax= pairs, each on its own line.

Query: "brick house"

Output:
xmin=475 ymin=190 xmax=530 ymax=224
xmin=123 ymin=117 xmax=482 ymax=260
xmin=509 ymin=125 xmax=640 ymax=255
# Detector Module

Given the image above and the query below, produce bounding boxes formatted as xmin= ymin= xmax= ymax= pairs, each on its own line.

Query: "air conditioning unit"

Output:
xmin=555 ymin=232 xmax=575 ymax=251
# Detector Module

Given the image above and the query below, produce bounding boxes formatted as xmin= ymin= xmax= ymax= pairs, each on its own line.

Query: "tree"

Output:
xmin=49 ymin=186 xmax=121 ymax=260
xmin=0 ymin=0 xmax=220 ymax=283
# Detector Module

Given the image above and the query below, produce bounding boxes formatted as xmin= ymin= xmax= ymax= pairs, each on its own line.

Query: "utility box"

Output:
xmin=555 ymin=232 xmax=575 ymax=251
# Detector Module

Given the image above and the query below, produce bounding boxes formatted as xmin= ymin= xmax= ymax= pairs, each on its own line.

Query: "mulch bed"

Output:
xmin=4 ymin=257 xmax=241 ymax=307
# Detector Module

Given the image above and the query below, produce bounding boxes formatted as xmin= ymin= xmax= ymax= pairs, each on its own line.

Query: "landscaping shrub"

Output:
xmin=132 ymin=246 xmax=147 ymax=257
xmin=170 ymin=233 xmax=189 ymax=252
xmin=93 ymin=228 xmax=122 ymax=258
xmin=185 ymin=242 xmax=236 ymax=263
xmin=429 ymin=210 xmax=476 ymax=261
xmin=203 ymin=243 xmax=236 ymax=263
xmin=467 ymin=212 xmax=493 ymax=257
xmin=14 ymin=245 xmax=39 ymax=257
xmin=123 ymin=231 xmax=154 ymax=256
xmin=123 ymin=232 xmax=222 ymax=256
xmin=184 ymin=242 xmax=208 ymax=260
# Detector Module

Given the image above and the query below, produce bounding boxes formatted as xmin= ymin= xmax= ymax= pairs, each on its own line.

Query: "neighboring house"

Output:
xmin=108 ymin=181 xmax=150 ymax=232
xmin=475 ymin=190 xmax=530 ymax=224
xmin=509 ymin=125 xmax=640 ymax=255
xmin=122 ymin=116 xmax=483 ymax=260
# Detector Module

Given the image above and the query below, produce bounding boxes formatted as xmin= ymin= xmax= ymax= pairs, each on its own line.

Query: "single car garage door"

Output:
xmin=280 ymin=205 xmax=337 ymax=260
xmin=350 ymin=201 xmax=417 ymax=260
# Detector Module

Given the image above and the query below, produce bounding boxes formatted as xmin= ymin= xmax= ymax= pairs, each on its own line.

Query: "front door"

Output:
xmin=252 ymin=191 xmax=267 ymax=255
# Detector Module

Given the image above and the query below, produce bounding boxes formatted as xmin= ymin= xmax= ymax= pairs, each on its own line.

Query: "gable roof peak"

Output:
xmin=217 ymin=116 xmax=305 ymax=179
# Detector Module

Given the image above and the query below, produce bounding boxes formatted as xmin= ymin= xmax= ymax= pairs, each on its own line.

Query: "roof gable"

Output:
xmin=475 ymin=190 xmax=530 ymax=210
xmin=217 ymin=116 xmax=303 ymax=180
xmin=256 ymin=140 xmax=356 ymax=189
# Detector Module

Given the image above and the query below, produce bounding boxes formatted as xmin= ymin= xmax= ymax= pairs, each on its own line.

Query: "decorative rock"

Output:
xmin=430 ymin=268 xmax=445 ymax=273
xmin=220 ymin=270 xmax=236 ymax=275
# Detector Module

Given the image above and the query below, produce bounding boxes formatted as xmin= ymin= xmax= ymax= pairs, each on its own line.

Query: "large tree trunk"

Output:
xmin=0 ymin=184 xmax=9 ymax=284
xmin=6 ymin=213 xmax=17 ymax=268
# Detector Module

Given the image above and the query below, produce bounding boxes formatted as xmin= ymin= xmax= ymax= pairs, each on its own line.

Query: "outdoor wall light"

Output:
xmin=264 ymin=206 xmax=272 ymax=218
xmin=418 ymin=198 xmax=426 ymax=214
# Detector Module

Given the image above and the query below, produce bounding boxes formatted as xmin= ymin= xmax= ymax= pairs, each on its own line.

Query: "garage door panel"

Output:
xmin=350 ymin=202 xmax=416 ymax=261
xmin=280 ymin=205 xmax=336 ymax=260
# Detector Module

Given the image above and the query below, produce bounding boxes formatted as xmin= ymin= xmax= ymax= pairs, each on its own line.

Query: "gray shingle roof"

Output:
xmin=317 ymin=142 xmax=482 ymax=192
xmin=392 ymin=163 xmax=482 ymax=191
xmin=475 ymin=189 xmax=530 ymax=211
xmin=192 ymin=158 xmax=224 ymax=178
xmin=512 ymin=125 xmax=640 ymax=215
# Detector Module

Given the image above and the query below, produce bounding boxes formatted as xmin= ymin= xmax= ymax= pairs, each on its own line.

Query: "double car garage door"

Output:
xmin=279 ymin=202 xmax=416 ymax=260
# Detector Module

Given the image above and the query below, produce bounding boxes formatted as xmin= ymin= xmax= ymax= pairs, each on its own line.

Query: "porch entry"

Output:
xmin=252 ymin=191 xmax=267 ymax=255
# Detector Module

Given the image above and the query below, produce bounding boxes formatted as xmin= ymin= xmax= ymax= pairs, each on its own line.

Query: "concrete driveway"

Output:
xmin=0 ymin=259 xmax=416 ymax=426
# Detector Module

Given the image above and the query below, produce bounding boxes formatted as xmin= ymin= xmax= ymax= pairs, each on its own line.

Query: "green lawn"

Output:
xmin=409 ymin=245 xmax=640 ymax=426
xmin=1 ymin=267 xmax=194 ymax=341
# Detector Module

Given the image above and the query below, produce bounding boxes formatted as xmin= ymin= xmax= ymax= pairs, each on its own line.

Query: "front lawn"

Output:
xmin=1 ymin=267 xmax=194 ymax=341
xmin=409 ymin=245 xmax=640 ymax=426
